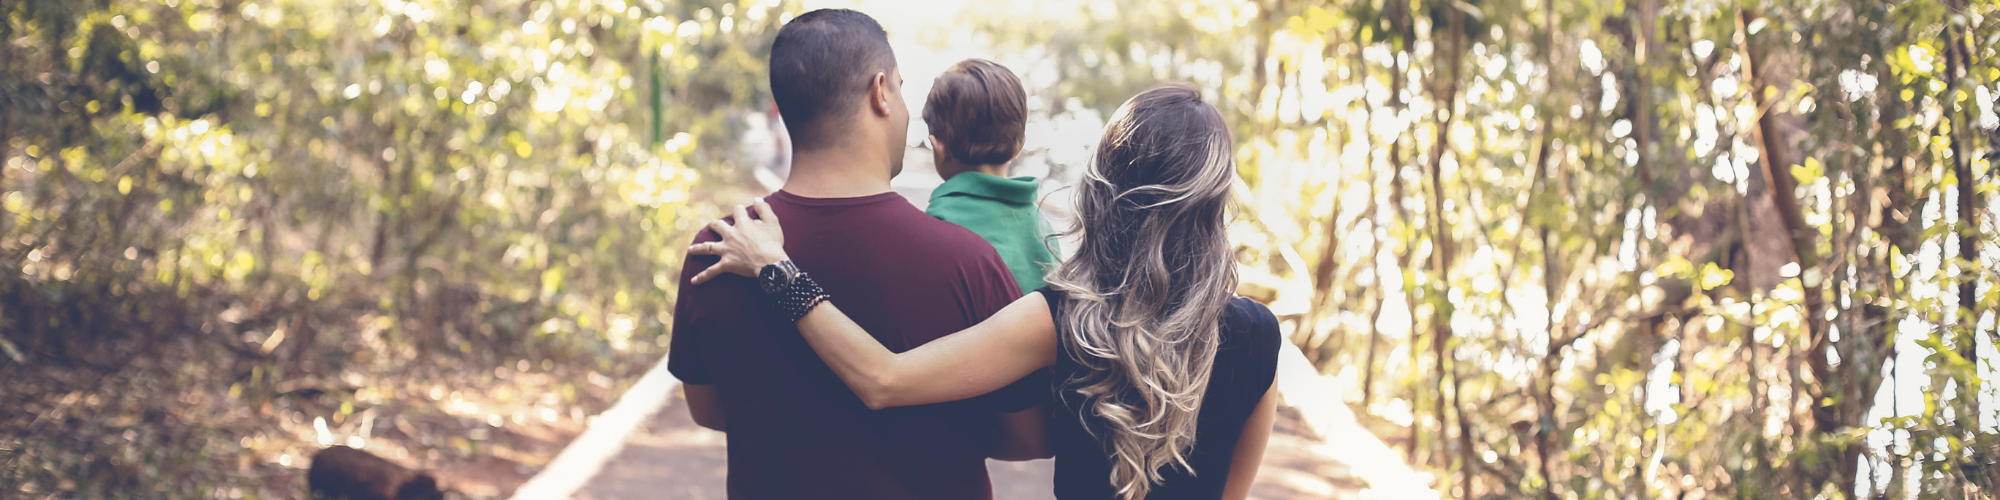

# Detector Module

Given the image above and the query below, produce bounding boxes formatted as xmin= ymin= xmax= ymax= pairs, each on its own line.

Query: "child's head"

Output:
xmin=922 ymin=59 xmax=1027 ymax=179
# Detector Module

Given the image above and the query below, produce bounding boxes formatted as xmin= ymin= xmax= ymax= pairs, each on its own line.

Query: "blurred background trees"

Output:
xmin=982 ymin=0 xmax=1995 ymax=498
xmin=3 ymin=0 xmax=1997 ymax=498
xmin=2 ymin=0 xmax=778 ymax=496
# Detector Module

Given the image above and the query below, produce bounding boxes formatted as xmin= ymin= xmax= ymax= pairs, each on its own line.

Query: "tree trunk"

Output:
xmin=1386 ymin=0 xmax=1422 ymax=461
xmin=1621 ymin=0 xmax=1659 ymax=193
xmin=1737 ymin=7 xmax=1822 ymax=338
xmin=1357 ymin=40 xmax=1386 ymax=409
xmin=1738 ymin=11 xmax=1821 ymax=491
xmin=1362 ymin=167 xmax=1386 ymax=407
xmin=1535 ymin=212 xmax=1572 ymax=500
xmin=1390 ymin=77 xmax=1423 ymax=463
xmin=1531 ymin=3 xmax=1562 ymax=498
xmin=1944 ymin=5 xmax=1984 ymax=437
xmin=1307 ymin=182 xmax=1346 ymax=359
xmin=1428 ymin=2 xmax=1469 ymax=493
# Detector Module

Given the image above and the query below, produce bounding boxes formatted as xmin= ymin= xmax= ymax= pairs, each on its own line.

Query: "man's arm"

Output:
xmin=670 ymin=229 xmax=736 ymax=433
xmin=988 ymin=403 xmax=1051 ymax=461
xmin=683 ymin=383 xmax=727 ymax=432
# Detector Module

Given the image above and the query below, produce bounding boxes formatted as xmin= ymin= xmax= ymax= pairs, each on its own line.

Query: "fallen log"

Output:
xmin=308 ymin=445 xmax=445 ymax=500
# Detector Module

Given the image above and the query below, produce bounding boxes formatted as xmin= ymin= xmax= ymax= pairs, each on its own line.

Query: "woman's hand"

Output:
xmin=687 ymin=199 xmax=789 ymax=284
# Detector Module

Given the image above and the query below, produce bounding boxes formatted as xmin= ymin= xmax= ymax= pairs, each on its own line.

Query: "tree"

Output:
xmin=2 ymin=0 xmax=782 ymax=495
xmin=968 ymin=0 xmax=1998 ymax=497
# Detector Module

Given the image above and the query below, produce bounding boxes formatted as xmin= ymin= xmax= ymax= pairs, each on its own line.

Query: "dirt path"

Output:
xmin=574 ymin=391 xmax=1366 ymax=500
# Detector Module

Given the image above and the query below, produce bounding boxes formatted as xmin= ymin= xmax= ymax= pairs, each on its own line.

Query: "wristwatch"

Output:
xmin=759 ymin=260 xmax=802 ymax=295
xmin=757 ymin=260 xmax=830 ymax=322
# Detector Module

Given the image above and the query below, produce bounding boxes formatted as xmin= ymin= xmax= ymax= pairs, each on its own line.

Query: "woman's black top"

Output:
xmin=1036 ymin=287 xmax=1283 ymax=499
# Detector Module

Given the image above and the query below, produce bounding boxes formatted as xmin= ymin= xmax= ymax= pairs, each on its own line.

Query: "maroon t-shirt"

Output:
xmin=669 ymin=190 xmax=1045 ymax=500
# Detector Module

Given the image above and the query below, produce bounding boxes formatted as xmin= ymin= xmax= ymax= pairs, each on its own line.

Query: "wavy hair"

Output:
xmin=1045 ymin=84 xmax=1238 ymax=500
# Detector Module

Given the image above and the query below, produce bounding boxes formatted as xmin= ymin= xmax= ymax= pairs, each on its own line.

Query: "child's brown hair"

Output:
xmin=922 ymin=59 xmax=1028 ymax=166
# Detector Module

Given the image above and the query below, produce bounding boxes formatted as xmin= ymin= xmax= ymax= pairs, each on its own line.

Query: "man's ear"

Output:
xmin=868 ymin=72 xmax=891 ymax=117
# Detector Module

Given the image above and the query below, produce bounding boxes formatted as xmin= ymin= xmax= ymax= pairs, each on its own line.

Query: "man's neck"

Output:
xmin=780 ymin=148 xmax=894 ymax=199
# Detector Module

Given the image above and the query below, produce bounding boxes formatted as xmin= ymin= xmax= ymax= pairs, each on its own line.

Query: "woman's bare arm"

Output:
xmin=792 ymin=293 xmax=1057 ymax=409
xmin=687 ymin=200 xmax=1058 ymax=410
xmin=1221 ymin=383 xmax=1279 ymax=499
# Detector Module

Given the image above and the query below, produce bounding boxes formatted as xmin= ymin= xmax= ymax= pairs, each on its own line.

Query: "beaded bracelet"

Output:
xmin=768 ymin=272 xmax=831 ymax=323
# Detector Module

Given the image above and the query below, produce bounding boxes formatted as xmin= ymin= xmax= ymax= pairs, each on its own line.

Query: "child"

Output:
xmin=922 ymin=59 xmax=1059 ymax=294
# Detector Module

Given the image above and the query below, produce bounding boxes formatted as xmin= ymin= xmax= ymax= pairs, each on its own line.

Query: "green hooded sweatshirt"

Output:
xmin=926 ymin=172 xmax=1061 ymax=294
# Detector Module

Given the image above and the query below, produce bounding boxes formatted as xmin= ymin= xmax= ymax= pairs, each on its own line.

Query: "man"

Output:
xmin=668 ymin=9 xmax=1050 ymax=499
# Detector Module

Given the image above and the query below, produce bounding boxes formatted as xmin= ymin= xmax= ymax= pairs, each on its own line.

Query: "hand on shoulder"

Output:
xmin=688 ymin=198 xmax=791 ymax=284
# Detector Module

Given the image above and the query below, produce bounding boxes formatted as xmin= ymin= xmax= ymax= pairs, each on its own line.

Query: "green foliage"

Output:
xmin=2 ymin=0 xmax=784 ymax=496
xmin=964 ymin=0 xmax=2000 ymax=498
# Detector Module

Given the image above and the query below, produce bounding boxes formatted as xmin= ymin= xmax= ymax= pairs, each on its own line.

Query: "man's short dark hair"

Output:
xmin=769 ymin=9 xmax=896 ymax=151
xmin=923 ymin=59 xmax=1027 ymax=166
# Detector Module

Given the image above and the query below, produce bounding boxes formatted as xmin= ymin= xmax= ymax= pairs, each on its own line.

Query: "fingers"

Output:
xmin=690 ymin=265 xmax=723 ymax=285
xmin=751 ymin=198 xmax=778 ymax=224
xmin=685 ymin=199 xmax=776 ymax=286
xmin=706 ymin=218 xmax=738 ymax=239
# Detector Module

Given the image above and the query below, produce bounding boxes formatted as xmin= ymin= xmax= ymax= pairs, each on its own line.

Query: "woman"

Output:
xmin=692 ymin=84 xmax=1281 ymax=500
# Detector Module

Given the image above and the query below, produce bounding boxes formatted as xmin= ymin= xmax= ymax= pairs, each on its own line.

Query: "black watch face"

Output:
xmin=760 ymin=264 xmax=786 ymax=294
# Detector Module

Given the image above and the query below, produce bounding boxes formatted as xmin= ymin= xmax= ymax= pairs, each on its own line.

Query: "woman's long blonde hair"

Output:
xmin=1045 ymin=84 xmax=1238 ymax=500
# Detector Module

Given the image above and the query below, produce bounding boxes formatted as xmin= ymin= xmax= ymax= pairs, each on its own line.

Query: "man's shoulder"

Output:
xmin=775 ymin=195 xmax=1007 ymax=277
xmin=675 ymin=226 xmax=753 ymax=297
xmin=679 ymin=228 xmax=723 ymax=270
xmin=882 ymin=208 xmax=1017 ymax=288
xmin=907 ymin=212 xmax=1008 ymax=259
xmin=684 ymin=213 xmax=738 ymax=245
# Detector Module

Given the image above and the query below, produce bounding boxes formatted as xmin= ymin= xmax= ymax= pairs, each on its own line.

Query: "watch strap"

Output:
xmin=766 ymin=272 xmax=830 ymax=323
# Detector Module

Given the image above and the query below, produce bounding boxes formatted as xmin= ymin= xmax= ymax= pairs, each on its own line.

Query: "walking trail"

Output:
xmin=504 ymin=343 xmax=1434 ymax=500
